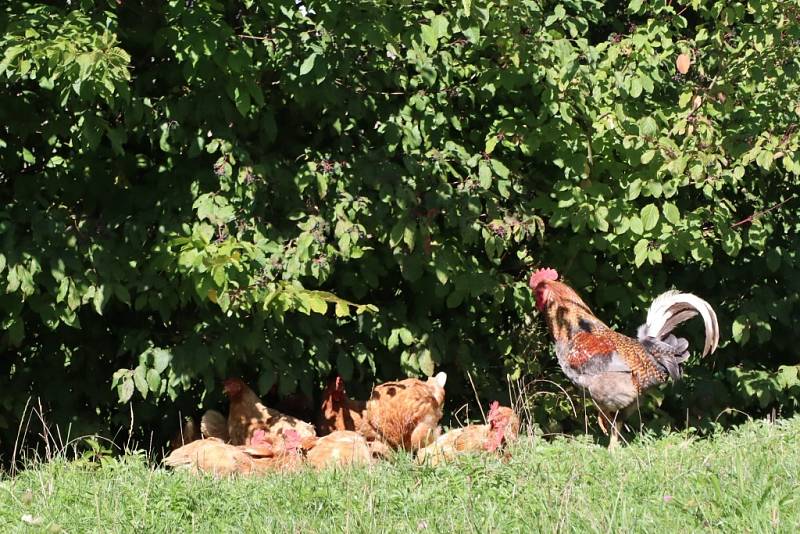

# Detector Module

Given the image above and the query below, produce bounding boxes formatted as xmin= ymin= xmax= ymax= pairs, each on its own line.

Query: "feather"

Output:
xmin=637 ymin=290 xmax=719 ymax=357
xmin=200 ymin=409 xmax=229 ymax=441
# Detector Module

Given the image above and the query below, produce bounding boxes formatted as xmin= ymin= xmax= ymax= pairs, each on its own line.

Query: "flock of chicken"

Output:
xmin=166 ymin=265 xmax=721 ymax=474
xmin=165 ymin=374 xmax=520 ymax=477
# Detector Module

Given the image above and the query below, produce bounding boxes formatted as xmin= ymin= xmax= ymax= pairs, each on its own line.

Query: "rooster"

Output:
xmin=529 ymin=267 xmax=719 ymax=447
xmin=416 ymin=402 xmax=520 ymax=466
xmin=223 ymin=377 xmax=316 ymax=445
xmin=361 ymin=372 xmax=447 ymax=451
xmin=317 ymin=375 xmax=367 ymax=435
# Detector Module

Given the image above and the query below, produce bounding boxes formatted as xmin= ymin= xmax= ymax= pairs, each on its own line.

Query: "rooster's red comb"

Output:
xmin=529 ymin=267 xmax=559 ymax=289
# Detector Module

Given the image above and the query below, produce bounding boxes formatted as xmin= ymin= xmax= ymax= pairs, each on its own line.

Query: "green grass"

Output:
xmin=1 ymin=418 xmax=799 ymax=533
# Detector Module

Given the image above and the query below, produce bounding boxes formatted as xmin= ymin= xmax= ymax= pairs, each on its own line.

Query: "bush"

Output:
xmin=0 ymin=0 xmax=798 ymax=451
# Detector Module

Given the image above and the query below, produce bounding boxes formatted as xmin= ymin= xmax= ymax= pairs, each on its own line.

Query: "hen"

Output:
xmin=224 ymin=377 xmax=316 ymax=445
xmin=317 ymin=375 xmax=367 ymax=435
xmin=361 ymin=372 xmax=447 ymax=451
xmin=529 ymin=267 xmax=719 ymax=447
xmin=169 ymin=416 xmax=199 ymax=450
xmin=416 ymin=402 xmax=519 ymax=466
xmin=164 ymin=429 xmax=304 ymax=476
xmin=200 ymin=409 xmax=228 ymax=440
xmin=304 ymin=430 xmax=376 ymax=469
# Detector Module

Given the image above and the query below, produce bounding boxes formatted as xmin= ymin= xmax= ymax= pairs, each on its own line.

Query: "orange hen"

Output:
xmin=361 ymin=372 xmax=447 ymax=451
xmin=223 ymin=377 xmax=316 ymax=445
xmin=416 ymin=402 xmax=520 ymax=465
xmin=317 ymin=375 xmax=367 ymax=435
xmin=305 ymin=430 xmax=375 ymax=469
xmin=164 ymin=429 xmax=304 ymax=476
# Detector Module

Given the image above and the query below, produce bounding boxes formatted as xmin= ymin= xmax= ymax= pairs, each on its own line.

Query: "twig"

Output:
xmin=731 ymin=195 xmax=796 ymax=227
xmin=465 ymin=371 xmax=486 ymax=422
xmin=238 ymin=33 xmax=276 ymax=42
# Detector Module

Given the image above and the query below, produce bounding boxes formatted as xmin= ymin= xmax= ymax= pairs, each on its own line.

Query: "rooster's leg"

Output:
xmin=607 ymin=418 xmax=623 ymax=449
xmin=597 ymin=412 xmax=609 ymax=435
xmin=598 ymin=409 xmax=622 ymax=449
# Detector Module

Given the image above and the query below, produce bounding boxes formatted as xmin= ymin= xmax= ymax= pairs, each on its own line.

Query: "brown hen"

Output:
xmin=164 ymin=429 xmax=304 ymax=476
xmin=224 ymin=377 xmax=316 ymax=445
xmin=361 ymin=372 xmax=447 ymax=451
xmin=317 ymin=375 xmax=367 ymax=435
xmin=416 ymin=402 xmax=520 ymax=466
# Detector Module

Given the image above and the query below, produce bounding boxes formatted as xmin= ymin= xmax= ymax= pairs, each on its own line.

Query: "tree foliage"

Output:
xmin=0 ymin=0 xmax=798 ymax=448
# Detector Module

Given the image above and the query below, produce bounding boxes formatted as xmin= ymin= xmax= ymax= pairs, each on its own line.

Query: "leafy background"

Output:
xmin=0 ymin=0 xmax=798 ymax=455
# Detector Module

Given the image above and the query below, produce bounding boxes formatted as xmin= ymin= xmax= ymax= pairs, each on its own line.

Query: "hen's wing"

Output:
xmin=416 ymin=424 xmax=490 ymax=466
xmin=306 ymin=431 xmax=372 ymax=469
xmin=165 ymin=438 xmax=258 ymax=476
xmin=257 ymin=403 xmax=317 ymax=439
xmin=365 ymin=377 xmax=445 ymax=450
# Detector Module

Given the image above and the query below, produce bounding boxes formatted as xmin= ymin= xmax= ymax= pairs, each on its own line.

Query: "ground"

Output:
xmin=1 ymin=417 xmax=798 ymax=533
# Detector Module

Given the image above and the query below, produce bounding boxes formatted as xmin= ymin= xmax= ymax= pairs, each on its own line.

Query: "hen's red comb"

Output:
xmin=283 ymin=429 xmax=301 ymax=451
xmin=487 ymin=401 xmax=501 ymax=421
xmin=529 ymin=267 xmax=559 ymax=289
xmin=251 ymin=428 xmax=268 ymax=445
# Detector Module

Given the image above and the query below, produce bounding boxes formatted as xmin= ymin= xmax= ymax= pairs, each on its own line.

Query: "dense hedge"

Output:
xmin=1 ymin=0 xmax=798 ymax=452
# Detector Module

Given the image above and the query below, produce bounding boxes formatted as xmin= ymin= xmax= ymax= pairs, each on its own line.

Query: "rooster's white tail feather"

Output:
xmin=637 ymin=290 xmax=719 ymax=357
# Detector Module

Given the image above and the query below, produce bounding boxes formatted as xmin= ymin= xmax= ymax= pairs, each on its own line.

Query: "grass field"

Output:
xmin=1 ymin=417 xmax=798 ymax=533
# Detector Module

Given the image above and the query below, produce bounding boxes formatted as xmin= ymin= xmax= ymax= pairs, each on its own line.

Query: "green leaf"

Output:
xmin=398 ymin=328 xmax=414 ymax=346
xmin=484 ymin=135 xmax=498 ymax=154
xmin=430 ymin=15 xmax=449 ymax=38
xmin=8 ymin=316 xmax=24 ymax=346
xmin=628 ymin=179 xmax=642 ymax=200
xmin=640 ymin=150 xmax=656 ymax=164
xmin=118 ymin=377 xmax=134 ymax=404
xmin=133 ymin=365 xmax=149 ymax=398
xmin=421 ymin=25 xmax=438 ymax=48
xmin=766 ymin=247 xmax=781 ymax=272
xmin=630 ymin=216 xmax=644 ymax=235
xmin=418 ymin=348 xmax=435 ymax=376
xmin=389 ymin=221 xmax=405 ymax=248
xmin=629 ymin=77 xmax=643 ymax=98
xmin=490 ymin=159 xmax=510 ymax=179
xmin=478 ymin=162 xmax=492 ymax=188
xmin=732 ymin=315 xmax=750 ymax=345
xmin=404 ymin=224 xmax=416 ymax=252
xmin=721 ymin=229 xmax=742 ymax=257
xmin=647 ymin=248 xmax=662 ymax=264
xmin=299 ymin=53 xmax=317 ymax=76
xmin=663 ymin=202 xmax=680 ymax=224
xmin=233 ymin=84 xmax=251 ymax=116
xmin=93 ymin=284 xmax=108 ymax=315
xmin=152 ymin=348 xmax=172 ymax=374
xmin=335 ymin=301 xmax=350 ymax=317
xmin=634 ymin=239 xmax=649 ymax=267
xmin=146 ymin=369 xmax=162 ymax=392
xmin=638 ymin=117 xmax=657 ymax=137
xmin=640 ymin=204 xmax=660 ymax=231
xmin=336 ymin=351 xmax=354 ymax=381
